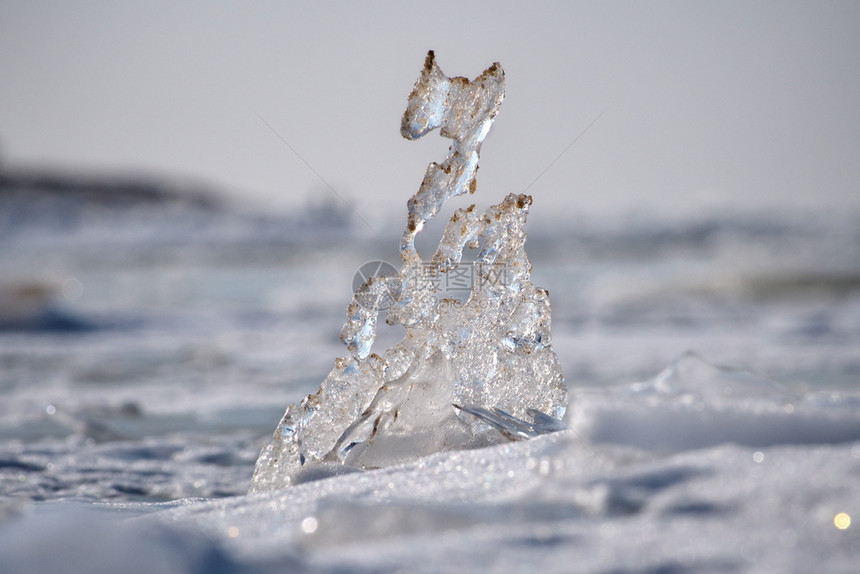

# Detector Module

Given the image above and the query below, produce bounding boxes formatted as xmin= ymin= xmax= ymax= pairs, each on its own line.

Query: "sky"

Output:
xmin=0 ymin=1 xmax=858 ymax=223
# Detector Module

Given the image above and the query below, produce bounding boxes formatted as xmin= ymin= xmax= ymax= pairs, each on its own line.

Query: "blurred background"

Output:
xmin=0 ymin=1 xmax=858 ymax=502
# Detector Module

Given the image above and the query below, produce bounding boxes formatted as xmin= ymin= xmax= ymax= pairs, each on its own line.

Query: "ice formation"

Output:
xmin=250 ymin=52 xmax=567 ymax=492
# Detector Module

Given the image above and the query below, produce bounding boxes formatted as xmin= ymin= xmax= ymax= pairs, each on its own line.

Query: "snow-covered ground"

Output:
xmin=1 ymin=193 xmax=859 ymax=572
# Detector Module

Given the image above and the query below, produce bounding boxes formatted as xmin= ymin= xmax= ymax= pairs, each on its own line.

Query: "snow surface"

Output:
xmin=2 ymin=352 xmax=860 ymax=573
xmin=2 ymin=167 xmax=860 ymax=573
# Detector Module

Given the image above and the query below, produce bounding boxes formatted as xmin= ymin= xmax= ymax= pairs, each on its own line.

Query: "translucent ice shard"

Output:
xmin=250 ymin=52 xmax=567 ymax=492
xmin=399 ymin=50 xmax=506 ymax=264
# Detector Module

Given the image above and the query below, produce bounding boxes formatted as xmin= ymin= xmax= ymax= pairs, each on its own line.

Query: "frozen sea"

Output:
xmin=1 ymin=183 xmax=860 ymax=572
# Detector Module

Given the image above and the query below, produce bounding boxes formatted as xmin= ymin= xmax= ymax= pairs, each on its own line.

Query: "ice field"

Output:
xmin=2 ymin=192 xmax=860 ymax=572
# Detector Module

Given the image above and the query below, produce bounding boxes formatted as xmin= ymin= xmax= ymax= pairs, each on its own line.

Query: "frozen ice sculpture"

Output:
xmin=250 ymin=52 xmax=568 ymax=492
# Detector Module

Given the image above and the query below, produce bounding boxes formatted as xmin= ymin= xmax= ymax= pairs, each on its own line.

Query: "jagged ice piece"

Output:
xmin=250 ymin=52 xmax=567 ymax=493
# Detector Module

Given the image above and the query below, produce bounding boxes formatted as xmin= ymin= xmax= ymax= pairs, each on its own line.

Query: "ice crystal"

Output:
xmin=250 ymin=51 xmax=567 ymax=492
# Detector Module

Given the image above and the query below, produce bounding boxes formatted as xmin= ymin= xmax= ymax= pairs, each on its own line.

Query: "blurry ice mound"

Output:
xmin=0 ymin=282 xmax=94 ymax=332
xmin=570 ymin=350 xmax=860 ymax=452
xmin=251 ymin=51 xmax=567 ymax=492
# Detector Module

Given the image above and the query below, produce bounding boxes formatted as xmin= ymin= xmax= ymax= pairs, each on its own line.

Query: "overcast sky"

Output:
xmin=1 ymin=1 xmax=858 ymax=222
